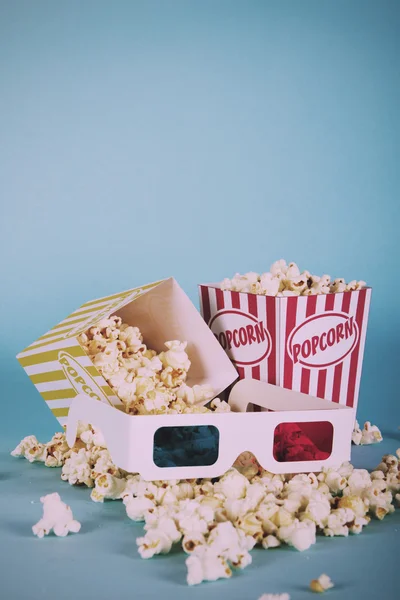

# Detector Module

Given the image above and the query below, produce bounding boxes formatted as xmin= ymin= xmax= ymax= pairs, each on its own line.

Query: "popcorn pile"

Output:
xmin=77 ymin=317 xmax=227 ymax=415
xmin=221 ymin=259 xmax=366 ymax=297
xmin=12 ymin=429 xmax=400 ymax=585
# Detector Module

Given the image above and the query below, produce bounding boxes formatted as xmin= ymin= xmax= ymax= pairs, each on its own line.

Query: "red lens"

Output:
xmin=273 ymin=421 xmax=333 ymax=462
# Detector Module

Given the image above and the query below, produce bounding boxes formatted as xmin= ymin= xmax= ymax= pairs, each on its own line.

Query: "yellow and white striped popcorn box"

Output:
xmin=17 ymin=278 xmax=238 ymax=428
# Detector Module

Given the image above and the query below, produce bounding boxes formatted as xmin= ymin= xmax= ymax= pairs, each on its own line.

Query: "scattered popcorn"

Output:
xmin=310 ymin=574 xmax=334 ymax=593
xmin=32 ymin=492 xmax=81 ymax=538
xmin=12 ymin=418 xmax=400 ymax=585
xmin=221 ymin=260 xmax=366 ymax=297
xmin=352 ymin=420 xmax=382 ymax=445
xmin=11 ymin=435 xmax=47 ymax=464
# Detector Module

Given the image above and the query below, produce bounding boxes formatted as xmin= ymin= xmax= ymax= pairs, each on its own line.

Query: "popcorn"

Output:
xmin=319 ymin=468 xmax=347 ymax=495
xmin=32 ymin=493 xmax=81 ymax=538
xmin=221 ymin=260 xmax=366 ymax=296
xmin=182 ymin=531 xmax=206 ymax=553
xmin=186 ymin=546 xmax=232 ymax=585
xmin=61 ymin=448 xmax=94 ymax=487
xmin=344 ymin=469 xmax=372 ymax=496
xmin=44 ymin=432 xmax=73 ymax=467
xmin=337 ymin=495 xmax=368 ymax=518
xmin=175 ymin=499 xmax=215 ymax=535
xmin=261 ymin=534 xmax=281 ymax=549
xmin=159 ymin=340 xmax=191 ymax=372
xmin=186 ymin=521 xmax=253 ymax=585
xmin=91 ymin=448 xmax=121 ymax=480
xmin=351 ymin=420 xmax=362 ymax=445
xmin=278 ymin=518 xmax=316 ymax=551
xmin=209 ymin=398 xmax=231 ymax=413
xmin=176 ymin=383 xmax=214 ymax=405
xmin=11 ymin=435 xmax=46 ymax=463
xmin=124 ymin=495 xmax=156 ymax=521
xmin=301 ymin=490 xmax=331 ymax=527
xmin=137 ymin=515 xmax=182 ymax=557
xmin=352 ymin=420 xmax=383 ymax=445
xmin=323 ymin=508 xmax=353 ymax=537
xmin=90 ymin=473 xmax=127 ymax=502
xmin=79 ymin=426 xmax=106 ymax=448
xmin=137 ymin=528 xmax=176 ymax=559
xmin=310 ymin=574 xmax=334 ymax=593
xmin=214 ymin=468 xmax=249 ymax=500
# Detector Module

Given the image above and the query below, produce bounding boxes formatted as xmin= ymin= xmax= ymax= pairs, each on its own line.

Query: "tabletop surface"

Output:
xmin=0 ymin=428 xmax=398 ymax=600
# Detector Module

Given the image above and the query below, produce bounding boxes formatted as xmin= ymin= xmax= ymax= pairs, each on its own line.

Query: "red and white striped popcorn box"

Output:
xmin=199 ymin=284 xmax=371 ymax=411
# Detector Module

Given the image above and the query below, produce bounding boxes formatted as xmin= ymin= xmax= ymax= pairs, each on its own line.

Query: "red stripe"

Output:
xmin=331 ymin=363 xmax=343 ymax=403
xmin=216 ymin=288 xmax=225 ymax=311
xmin=346 ymin=289 xmax=367 ymax=408
xmin=266 ymin=296 xmax=276 ymax=384
xmin=316 ymin=294 xmax=335 ymax=398
xmin=237 ymin=366 xmax=245 ymax=380
xmin=247 ymin=293 xmax=258 ymax=317
xmin=341 ymin=291 xmax=352 ymax=313
xmin=325 ymin=294 xmax=335 ymax=311
xmin=247 ymin=295 xmax=261 ymax=385
xmin=283 ymin=297 xmax=298 ymax=389
xmin=306 ymin=296 xmax=318 ymax=317
xmin=316 ymin=370 xmax=327 ymax=399
xmin=200 ymin=286 xmax=211 ymax=324
xmin=331 ymin=293 xmax=351 ymax=403
xmin=300 ymin=296 xmax=318 ymax=394
xmin=300 ymin=369 xmax=311 ymax=394
xmin=231 ymin=291 xmax=241 ymax=309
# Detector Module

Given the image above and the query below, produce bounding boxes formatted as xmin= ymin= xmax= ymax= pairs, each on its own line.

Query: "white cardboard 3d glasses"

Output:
xmin=66 ymin=379 xmax=354 ymax=480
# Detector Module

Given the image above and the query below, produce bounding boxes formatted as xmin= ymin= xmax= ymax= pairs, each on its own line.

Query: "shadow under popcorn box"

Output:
xmin=199 ymin=284 xmax=372 ymax=411
xmin=17 ymin=278 xmax=238 ymax=428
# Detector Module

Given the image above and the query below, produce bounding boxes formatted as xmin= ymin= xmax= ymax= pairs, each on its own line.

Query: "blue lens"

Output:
xmin=153 ymin=425 xmax=220 ymax=468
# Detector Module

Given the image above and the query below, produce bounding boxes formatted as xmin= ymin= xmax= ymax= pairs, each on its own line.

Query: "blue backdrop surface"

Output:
xmin=0 ymin=1 xmax=399 ymax=599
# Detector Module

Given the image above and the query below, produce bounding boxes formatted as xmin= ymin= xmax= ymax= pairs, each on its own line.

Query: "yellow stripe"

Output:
xmin=29 ymin=366 xmax=100 ymax=384
xmin=42 ymin=389 xmax=77 ymax=401
xmin=68 ymin=304 xmax=113 ymax=318
xmin=25 ymin=336 xmax=67 ymax=352
xmin=80 ymin=280 xmax=164 ymax=308
xmin=30 ymin=371 xmax=66 ymax=384
xmin=37 ymin=304 xmax=112 ymax=338
xmin=18 ymin=345 xmax=86 ymax=367
xmin=52 ymin=316 xmax=90 ymax=330
xmin=37 ymin=328 xmax=76 ymax=341
xmin=81 ymin=290 xmax=133 ymax=308
xmin=102 ymin=385 xmax=115 ymax=397
xmin=52 ymin=407 xmax=70 ymax=418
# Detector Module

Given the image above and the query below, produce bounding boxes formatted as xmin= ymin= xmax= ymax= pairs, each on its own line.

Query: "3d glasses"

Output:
xmin=66 ymin=378 xmax=354 ymax=480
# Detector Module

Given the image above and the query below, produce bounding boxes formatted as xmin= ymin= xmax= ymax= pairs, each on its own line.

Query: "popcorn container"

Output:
xmin=198 ymin=284 xmax=372 ymax=411
xmin=17 ymin=278 xmax=238 ymax=428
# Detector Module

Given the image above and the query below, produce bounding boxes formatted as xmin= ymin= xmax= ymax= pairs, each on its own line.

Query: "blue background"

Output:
xmin=0 ymin=1 xmax=399 ymax=599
